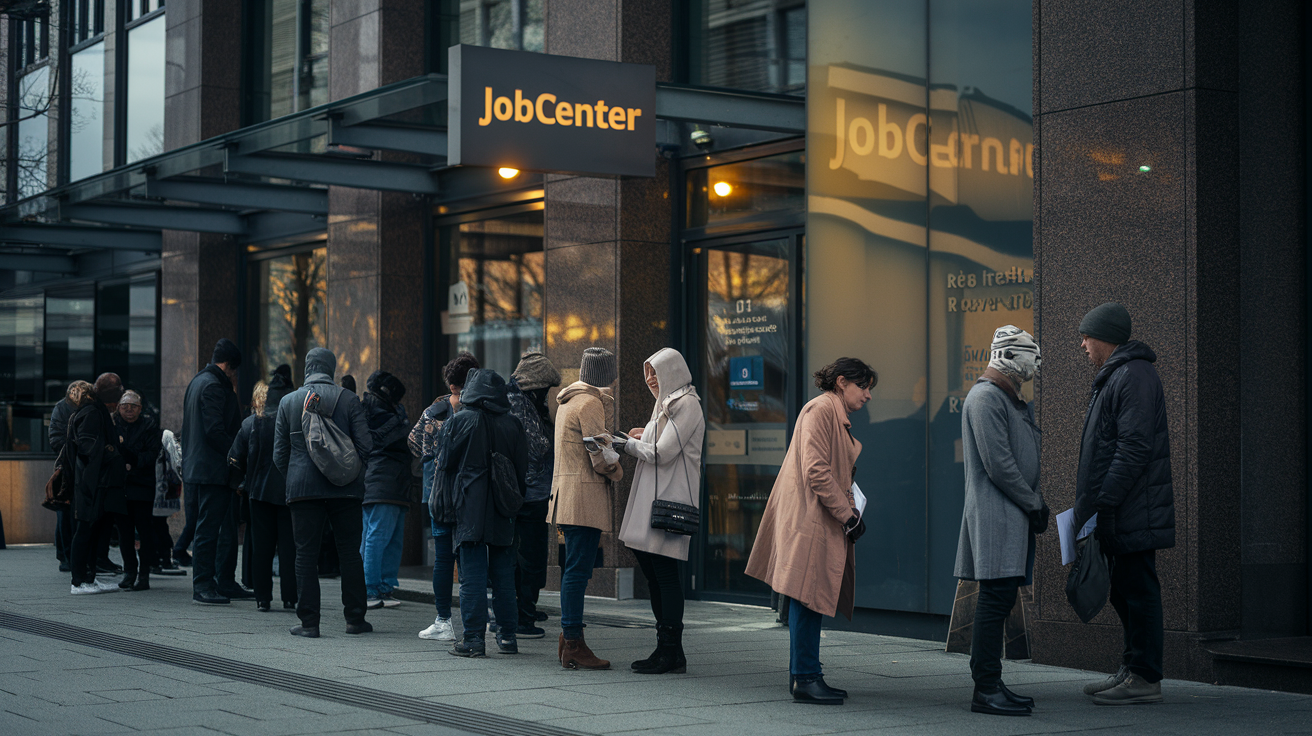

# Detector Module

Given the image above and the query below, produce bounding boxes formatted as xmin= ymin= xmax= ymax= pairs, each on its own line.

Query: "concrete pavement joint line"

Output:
xmin=0 ymin=609 xmax=589 ymax=736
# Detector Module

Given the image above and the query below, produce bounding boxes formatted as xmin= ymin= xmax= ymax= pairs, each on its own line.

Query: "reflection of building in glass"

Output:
xmin=254 ymin=248 xmax=329 ymax=383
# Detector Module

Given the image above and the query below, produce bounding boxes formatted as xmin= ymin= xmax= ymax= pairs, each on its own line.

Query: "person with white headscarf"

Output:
xmin=954 ymin=325 xmax=1048 ymax=717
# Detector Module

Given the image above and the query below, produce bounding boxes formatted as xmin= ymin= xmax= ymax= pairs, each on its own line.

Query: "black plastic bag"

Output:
xmin=1066 ymin=534 xmax=1110 ymax=623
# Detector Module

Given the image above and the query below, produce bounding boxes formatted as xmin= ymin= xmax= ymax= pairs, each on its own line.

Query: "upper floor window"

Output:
xmin=68 ymin=0 xmax=107 ymax=45
xmin=124 ymin=0 xmax=165 ymax=23
xmin=428 ymin=0 xmax=543 ymax=74
xmin=67 ymin=0 xmax=110 ymax=181
xmin=684 ymin=0 xmax=806 ymax=96
xmin=13 ymin=11 xmax=50 ymax=69
xmin=125 ymin=4 xmax=166 ymax=162
xmin=246 ymin=0 xmax=330 ymax=123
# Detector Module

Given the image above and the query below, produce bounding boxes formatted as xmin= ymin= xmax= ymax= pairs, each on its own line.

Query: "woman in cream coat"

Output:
xmin=620 ymin=348 xmax=705 ymax=675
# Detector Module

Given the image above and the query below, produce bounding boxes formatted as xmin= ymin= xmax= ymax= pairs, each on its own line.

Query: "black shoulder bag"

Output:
xmin=649 ymin=394 xmax=700 ymax=536
xmin=483 ymin=413 xmax=524 ymax=518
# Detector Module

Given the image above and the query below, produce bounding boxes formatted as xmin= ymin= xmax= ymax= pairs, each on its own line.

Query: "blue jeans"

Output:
xmin=559 ymin=524 xmax=601 ymax=639
xmin=456 ymin=542 xmax=517 ymax=643
xmin=431 ymin=521 xmax=456 ymax=619
xmin=360 ymin=503 xmax=407 ymax=599
xmin=789 ymin=600 xmax=824 ymax=681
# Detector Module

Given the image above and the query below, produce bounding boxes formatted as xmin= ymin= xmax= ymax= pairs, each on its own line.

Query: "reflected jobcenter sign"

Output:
xmin=448 ymin=45 xmax=656 ymax=177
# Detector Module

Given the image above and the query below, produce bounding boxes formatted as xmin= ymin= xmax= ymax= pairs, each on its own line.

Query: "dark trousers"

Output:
xmin=290 ymin=498 xmax=367 ymax=629
xmin=1110 ymin=550 xmax=1164 ymax=683
xmin=559 ymin=524 xmax=601 ymax=639
xmin=116 ymin=499 xmax=158 ymax=577
xmin=788 ymin=600 xmax=824 ymax=681
xmin=250 ymin=499 xmax=297 ymax=606
xmin=191 ymin=484 xmax=238 ymax=594
xmin=152 ymin=516 xmax=174 ymax=567
xmin=457 ymin=542 xmax=518 ymax=643
xmin=969 ymin=576 xmax=1022 ymax=688
xmin=70 ymin=515 xmax=114 ymax=586
xmin=241 ymin=496 xmax=253 ymax=589
xmin=514 ymin=500 xmax=549 ymax=626
xmin=55 ymin=508 xmax=73 ymax=562
xmin=633 ymin=549 xmax=684 ymax=628
xmin=174 ymin=484 xmax=197 ymax=554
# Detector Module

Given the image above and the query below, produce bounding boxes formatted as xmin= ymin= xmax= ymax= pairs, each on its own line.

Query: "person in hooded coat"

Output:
xmin=68 ymin=373 xmax=129 ymax=595
xmin=360 ymin=370 xmax=412 ymax=609
xmin=273 ymin=347 xmax=374 ymax=638
xmin=410 ymin=352 xmax=480 ymax=642
xmin=506 ymin=352 xmax=562 ymax=639
xmin=114 ymin=390 xmax=162 ymax=592
xmin=50 ymin=381 xmax=87 ymax=571
xmin=619 ymin=348 xmax=705 ymax=675
xmin=229 ymin=366 xmax=297 ymax=612
xmin=434 ymin=368 xmax=529 ymax=657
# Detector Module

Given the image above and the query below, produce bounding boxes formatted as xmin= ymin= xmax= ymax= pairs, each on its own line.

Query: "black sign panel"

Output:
xmin=448 ymin=45 xmax=656 ymax=177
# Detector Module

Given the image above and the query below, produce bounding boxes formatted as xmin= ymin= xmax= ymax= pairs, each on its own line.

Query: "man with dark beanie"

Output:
xmin=183 ymin=338 xmax=245 ymax=605
xmin=1072 ymin=303 xmax=1175 ymax=705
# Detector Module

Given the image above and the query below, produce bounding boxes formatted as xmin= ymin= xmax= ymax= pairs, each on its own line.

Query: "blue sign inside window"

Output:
xmin=729 ymin=355 xmax=764 ymax=390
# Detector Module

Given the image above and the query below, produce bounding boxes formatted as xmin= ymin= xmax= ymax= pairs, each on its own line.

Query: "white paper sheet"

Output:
xmin=1057 ymin=508 xmax=1098 ymax=566
xmin=852 ymin=482 xmax=867 ymax=516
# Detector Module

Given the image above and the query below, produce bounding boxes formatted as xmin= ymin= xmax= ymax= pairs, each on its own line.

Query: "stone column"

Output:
xmin=326 ymin=1 xmax=428 ymax=562
xmin=159 ymin=0 xmax=243 ymax=432
xmin=541 ymin=0 xmax=673 ymax=598
xmin=1030 ymin=0 xmax=1304 ymax=682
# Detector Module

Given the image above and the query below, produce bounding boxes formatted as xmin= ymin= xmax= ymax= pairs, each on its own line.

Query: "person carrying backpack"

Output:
xmin=273 ymin=348 xmax=373 ymax=638
xmin=434 ymin=368 xmax=529 ymax=658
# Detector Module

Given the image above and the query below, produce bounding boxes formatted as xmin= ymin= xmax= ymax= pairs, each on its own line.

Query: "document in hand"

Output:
xmin=1057 ymin=508 xmax=1098 ymax=566
xmin=852 ymin=482 xmax=867 ymax=516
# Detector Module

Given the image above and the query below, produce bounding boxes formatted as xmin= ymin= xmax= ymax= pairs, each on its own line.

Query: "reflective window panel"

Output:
xmin=44 ymin=287 xmax=96 ymax=403
xmin=69 ymin=42 xmax=107 ymax=181
xmin=96 ymin=275 xmax=159 ymax=415
xmin=126 ymin=16 xmax=166 ymax=162
xmin=16 ymin=67 xmax=51 ymax=198
xmin=687 ymin=150 xmax=805 ymax=229
xmin=686 ymin=0 xmax=807 ymax=95
xmin=253 ymin=247 xmax=329 ymax=384
xmin=0 ymin=295 xmax=46 ymax=452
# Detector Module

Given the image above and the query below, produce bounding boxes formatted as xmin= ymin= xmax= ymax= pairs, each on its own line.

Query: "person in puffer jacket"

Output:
xmin=360 ymin=370 xmax=411 ymax=609
xmin=506 ymin=352 xmax=562 ymax=638
xmin=1071 ymin=303 xmax=1175 ymax=706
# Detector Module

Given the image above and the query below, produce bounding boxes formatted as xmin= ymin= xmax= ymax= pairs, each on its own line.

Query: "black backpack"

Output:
xmin=481 ymin=412 xmax=523 ymax=518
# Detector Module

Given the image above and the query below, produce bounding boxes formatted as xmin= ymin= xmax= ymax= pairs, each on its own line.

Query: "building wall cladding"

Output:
xmin=1031 ymin=0 xmax=1306 ymax=682
xmin=540 ymin=0 xmax=673 ymax=596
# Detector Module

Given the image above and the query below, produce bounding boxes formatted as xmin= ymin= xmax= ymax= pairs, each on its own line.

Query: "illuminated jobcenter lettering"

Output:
xmin=478 ymin=86 xmax=642 ymax=131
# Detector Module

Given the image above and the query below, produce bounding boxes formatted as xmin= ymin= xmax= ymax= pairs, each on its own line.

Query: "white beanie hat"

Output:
xmin=988 ymin=325 xmax=1040 ymax=382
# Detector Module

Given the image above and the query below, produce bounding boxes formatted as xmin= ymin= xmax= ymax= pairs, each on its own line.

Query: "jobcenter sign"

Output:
xmin=448 ymin=45 xmax=657 ymax=177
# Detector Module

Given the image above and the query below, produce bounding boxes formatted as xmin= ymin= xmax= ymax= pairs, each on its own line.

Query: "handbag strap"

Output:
xmin=651 ymin=394 xmax=697 ymax=509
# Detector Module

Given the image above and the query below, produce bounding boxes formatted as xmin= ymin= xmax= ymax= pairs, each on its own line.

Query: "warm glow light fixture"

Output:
xmin=1138 ymin=165 xmax=1151 ymax=173
xmin=498 ymin=167 xmax=520 ymax=179
xmin=713 ymin=181 xmax=732 ymax=197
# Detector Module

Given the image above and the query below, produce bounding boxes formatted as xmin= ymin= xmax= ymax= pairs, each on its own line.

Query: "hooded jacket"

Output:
xmin=229 ymin=373 xmax=295 ymax=506
xmin=273 ymin=348 xmax=372 ymax=503
xmin=181 ymin=363 xmax=242 ymax=485
xmin=1073 ymin=340 xmax=1175 ymax=555
xmin=362 ymin=371 xmax=412 ymax=506
xmin=548 ymin=381 xmax=622 ymax=531
xmin=506 ymin=378 xmax=554 ymax=504
xmin=69 ymin=397 xmax=127 ymax=522
xmin=49 ymin=398 xmax=75 ymax=455
xmin=434 ymin=369 xmax=528 ymax=546
xmin=115 ymin=412 xmax=163 ymax=503
xmin=618 ymin=349 xmax=705 ymax=561
xmin=410 ymin=396 xmax=456 ymax=505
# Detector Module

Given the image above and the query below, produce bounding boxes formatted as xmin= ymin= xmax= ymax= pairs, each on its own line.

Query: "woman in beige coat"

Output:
xmin=619 ymin=348 xmax=704 ymax=675
xmin=548 ymin=347 xmax=622 ymax=670
xmin=745 ymin=357 xmax=877 ymax=705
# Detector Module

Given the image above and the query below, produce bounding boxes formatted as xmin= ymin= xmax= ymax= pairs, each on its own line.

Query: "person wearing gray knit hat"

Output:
xmin=1079 ymin=302 xmax=1131 ymax=346
xmin=512 ymin=352 xmax=562 ymax=392
xmin=579 ymin=347 xmax=617 ymax=387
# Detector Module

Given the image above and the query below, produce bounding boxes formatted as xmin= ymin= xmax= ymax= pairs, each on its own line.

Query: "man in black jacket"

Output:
xmin=183 ymin=338 xmax=246 ymax=605
xmin=68 ymin=374 xmax=128 ymax=595
xmin=1072 ymin=303 xmax=1175 ymax=705
xmin=360 ymin=370 xmax=411 ymax=609
xmin=114 ymin=390 xmax=162 ymax=591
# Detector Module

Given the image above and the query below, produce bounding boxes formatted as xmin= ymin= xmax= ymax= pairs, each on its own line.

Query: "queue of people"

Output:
xmin=46 ymin=300 xmax=1173 ymax=713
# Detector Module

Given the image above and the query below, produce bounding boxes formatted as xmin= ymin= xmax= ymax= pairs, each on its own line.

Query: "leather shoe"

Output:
xmin=790 ymin=676 xmax=848 ymax=699
xmin=972 ymin=686 xmax=1031 ymax=716
xmin=345 ymin=621 xmax=373 ymax=635
xmin=192 ymin=590 xmax=230 ymax=605
xmin=257 ymin=601 xmax=271 ymax=613
xmin=792 ymin=678 xmax=843 ymax=705
xmin=1000 ymin=682 xmax=1034 ymax=708
xmin=218 ymin=585 xmax=256 ymax=599
xmin=290 ymin=625 xmax=320 ymax=638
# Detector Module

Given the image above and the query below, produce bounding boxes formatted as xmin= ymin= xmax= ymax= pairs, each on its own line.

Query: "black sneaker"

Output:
xmin=154 ymin=563 xmax=186 ymax=576
xmin=449 ymin=639 xmax=486 ymax=657
xmin=534 ymin=610 xmax=548 ymax=622
xmin=257 ymin=601 xmax=271 ymax=612
xmin=345 ymin=621 xmax=374 ymax=635
xmin=59 ymin=562 xmax=71 ymax=573
xmin=96 ymin=560 xmax=123 ymax=575
xmin=516 ymin=624 xmax=546 ymax=639
xmin=173 ymin=550 xmax=192 ymax=566
xmin=496 ymin=634 xmax=519 ymax=654
xmin=218 ymin=584 xmax=256 ymax=600
xmin=290 ymin=625 xmax=320 ymax=638
xmin=192 ymin=590 xmax=231 ymax=605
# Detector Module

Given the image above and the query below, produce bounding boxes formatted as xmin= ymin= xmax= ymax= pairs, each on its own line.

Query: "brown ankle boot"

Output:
xmin=560 ymin=634 xmax=610 ymax=670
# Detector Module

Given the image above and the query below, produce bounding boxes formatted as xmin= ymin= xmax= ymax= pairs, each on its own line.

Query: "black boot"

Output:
xmin=118 ymin=572 xmax=136 ymax=589
xmin=131 ymin=569 xmax=150 ymax=591
xmin=634 ymin=624 xmax=686 ymax=674
xmin=971 ymin=685 xmax=1032 ymax=716
xmin=1000 ymin=682 xmax=1034 ymax=708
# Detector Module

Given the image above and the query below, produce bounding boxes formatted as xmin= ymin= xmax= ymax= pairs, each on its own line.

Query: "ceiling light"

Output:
xmin=498 ymin=167 xmax=520 ymax=179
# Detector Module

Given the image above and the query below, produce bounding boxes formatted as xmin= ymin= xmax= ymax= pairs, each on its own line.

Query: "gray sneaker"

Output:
xmin=1093 ymin=673 xmax=1162 ymax=705
xmin=1083 ymin=665 xmax=1128 ymax=696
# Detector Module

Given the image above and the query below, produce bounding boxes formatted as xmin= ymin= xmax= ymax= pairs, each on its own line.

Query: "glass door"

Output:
xmin=692 ymin=232 xmax=802 ymax=601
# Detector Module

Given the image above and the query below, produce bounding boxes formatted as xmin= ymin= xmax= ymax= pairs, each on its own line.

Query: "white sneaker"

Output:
xmin=418 ymin=617 xmax=455 ymax=641
xmin=71 ymin=583 xmax=101 ymax=595
xmin=93 ymin=578 xmax=122 ymax=593
xmin=380 ymin=594 xmax=402 ymax=608
xmin=366 ymin=598 xmax=384 ymax=610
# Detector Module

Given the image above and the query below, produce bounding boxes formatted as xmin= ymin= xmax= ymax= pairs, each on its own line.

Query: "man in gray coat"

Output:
xmin=955 ymin=325 xmax=1048 ymax=716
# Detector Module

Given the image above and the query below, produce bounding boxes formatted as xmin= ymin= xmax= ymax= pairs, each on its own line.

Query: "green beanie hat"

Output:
xmin=1079 ymin=302 xmax=1132 ymax=345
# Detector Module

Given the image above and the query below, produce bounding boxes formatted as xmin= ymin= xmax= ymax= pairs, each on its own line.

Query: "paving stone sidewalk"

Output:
xmin=1 ymin=544 xmax=1308 ymax=736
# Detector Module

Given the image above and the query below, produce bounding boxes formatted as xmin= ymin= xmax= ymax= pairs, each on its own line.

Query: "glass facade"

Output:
xmin=249 ymin=0 xmax=330 ymax=122
xmin=251 ymin=247 xmax=328 ymax=385
xmin=0 ymin=295 xmax=44 ymax=452
xmin=438 ymin=209 xmax=545 ymax=380
xmin=69 ymin=43 xmax=107 ymax=181
xmin=126 ymin=15 xmax=166 ymax=162
xmin=805 ymin=0 xmax=1033 ymax=616
xmin=685 ymin=0 xmax=806 ymax=95
xmin=430 ymin=0 xmax=544 ymax=73
xmin=95 ymin=276 xmax=159 ymax=415
xmin=687 ymin=150 xmax=805 ymax=229
xmin=16 ymin=66 xmax=51 ymax=199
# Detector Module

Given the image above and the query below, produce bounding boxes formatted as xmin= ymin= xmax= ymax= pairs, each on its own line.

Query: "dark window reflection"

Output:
xmin=96 ymin=275 xmax=159 ymax=416
xmin=686 ymin=0 xmax=807 ymax=95
xmin=252 ymin=247 xmax=328 ymax=384
xmin=44 ymin=287 xmax=95 ymax=403
xmin=0 ymin=296 xmax=46 ymax=451
xmin=687 ymin=150 xmax=805 ymax=229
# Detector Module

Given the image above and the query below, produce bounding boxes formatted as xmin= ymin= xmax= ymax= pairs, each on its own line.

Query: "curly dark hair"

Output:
xmin=443 ymin=352 xmax=480 ymax=390
xmin=814 ymin=357 xmax=878 ymax=392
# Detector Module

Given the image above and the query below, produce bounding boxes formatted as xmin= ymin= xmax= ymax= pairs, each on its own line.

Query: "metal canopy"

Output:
xmin=0 ymin=72 xmax=803 ymax=273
